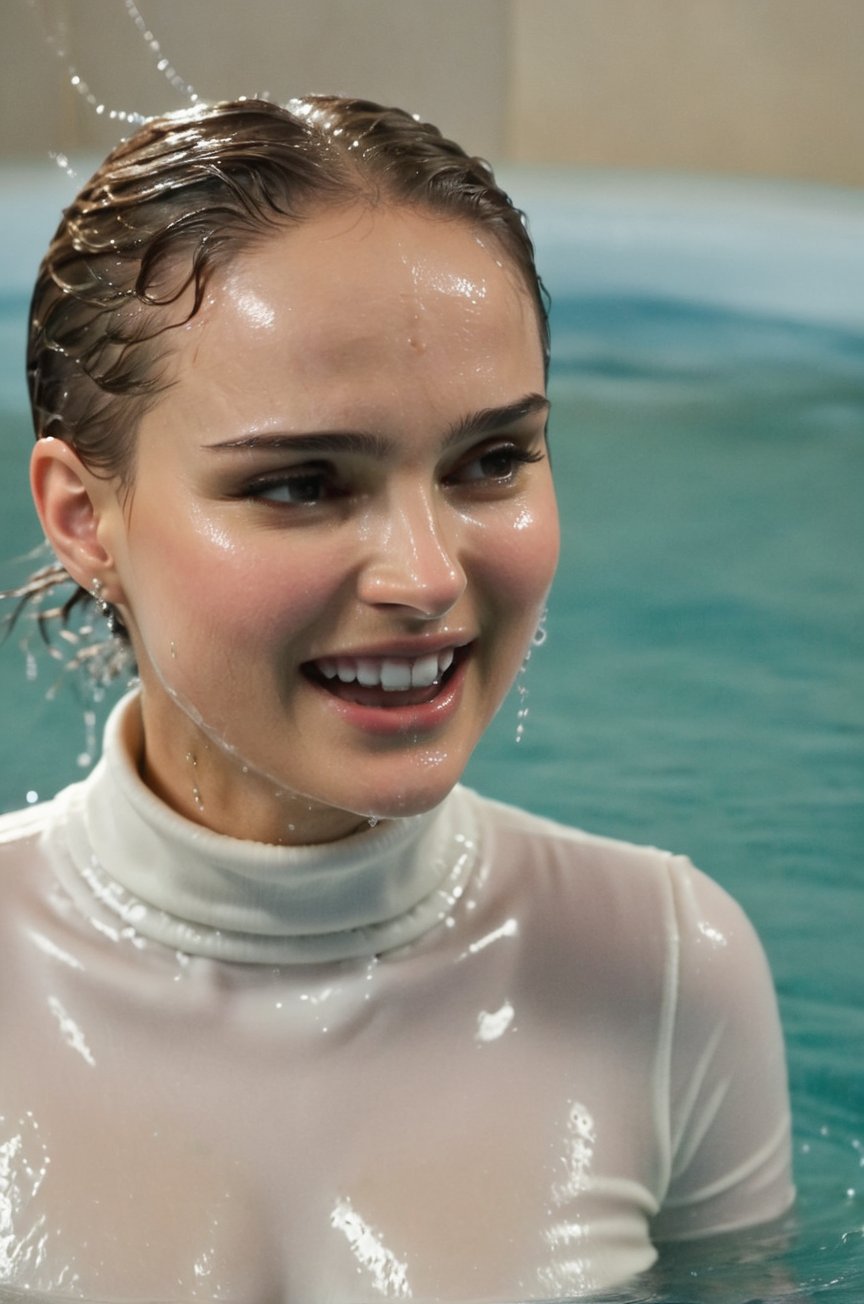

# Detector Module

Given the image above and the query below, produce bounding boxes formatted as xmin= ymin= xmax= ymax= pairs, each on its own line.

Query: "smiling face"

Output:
xmin=100 ymin=203 xmax=559 ymax=843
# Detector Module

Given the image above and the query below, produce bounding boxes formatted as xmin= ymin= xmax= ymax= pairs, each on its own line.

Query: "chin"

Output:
xmin=343 ymin=769 xmax=463 ymax=822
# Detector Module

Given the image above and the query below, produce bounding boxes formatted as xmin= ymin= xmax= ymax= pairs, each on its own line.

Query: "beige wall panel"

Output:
xmin=6 ymin=0 xmax=862 ymax=181
xmin=1 ymin=0 xmax=71 ymax=154
xmin=2 ymin=0 xmax=506 ymax=160
xmin=509 ymin=0 xmax=864 ymax=184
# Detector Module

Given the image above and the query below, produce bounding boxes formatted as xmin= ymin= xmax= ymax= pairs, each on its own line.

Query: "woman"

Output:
xmin=1 ymin=97 xmax=793 ymax=1300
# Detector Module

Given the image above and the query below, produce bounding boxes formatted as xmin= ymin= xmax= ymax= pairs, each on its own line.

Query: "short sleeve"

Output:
xmin=651 ymin=856 xmax=795 ymax=1241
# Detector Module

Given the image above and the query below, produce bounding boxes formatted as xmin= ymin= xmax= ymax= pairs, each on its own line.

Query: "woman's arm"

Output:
xmin=651 ymin=856 xmax=795 ymax=1241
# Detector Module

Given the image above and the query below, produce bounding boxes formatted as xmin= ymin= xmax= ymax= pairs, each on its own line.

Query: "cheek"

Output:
xmin=479 ymin=497 xmax=560 ymax=609
xmin=121 ymin=522 xmax=344 ymax=669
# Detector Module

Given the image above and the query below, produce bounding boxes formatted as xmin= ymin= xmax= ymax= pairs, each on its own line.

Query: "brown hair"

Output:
xmin=20 ymin=95 xmax=549 ymax=652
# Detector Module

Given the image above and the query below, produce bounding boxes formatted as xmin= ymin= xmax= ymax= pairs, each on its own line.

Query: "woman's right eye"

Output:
xmin=242 ymin=465 xmax=336 ymax=506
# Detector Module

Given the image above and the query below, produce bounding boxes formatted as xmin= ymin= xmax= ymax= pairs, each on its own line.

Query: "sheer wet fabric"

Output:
xmin=0 ymin=695 xmax=793 ymax=1301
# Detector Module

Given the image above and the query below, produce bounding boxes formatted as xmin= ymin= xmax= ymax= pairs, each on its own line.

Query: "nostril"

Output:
xmin=359 ymin=560 xmax=466 ymax=618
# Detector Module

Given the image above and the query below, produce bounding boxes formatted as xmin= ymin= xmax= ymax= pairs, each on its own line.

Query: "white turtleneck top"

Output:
xmin=0 ymin=694 xmax=793 ymax=1302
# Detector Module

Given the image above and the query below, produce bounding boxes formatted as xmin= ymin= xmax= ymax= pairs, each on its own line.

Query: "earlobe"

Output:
xmin=30 ymin=437 xmax=123 ymax=599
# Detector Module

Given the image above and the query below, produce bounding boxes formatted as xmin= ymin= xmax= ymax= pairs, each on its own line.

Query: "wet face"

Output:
xmin=105 ymin=204 xmax=559 ymax=843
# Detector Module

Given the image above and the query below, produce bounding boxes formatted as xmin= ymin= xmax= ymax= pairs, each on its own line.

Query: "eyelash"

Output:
xmin=445 ymin=443 xmax=545 ymax=487
xmin=243 ymin=464 xmax=339 ymax=506
xmin=239 ymin=442 xmax=546 ymax=507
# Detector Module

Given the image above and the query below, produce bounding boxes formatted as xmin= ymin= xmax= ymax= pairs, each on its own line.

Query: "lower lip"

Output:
xmin=306 ymin=651 xmax=470 ymax=737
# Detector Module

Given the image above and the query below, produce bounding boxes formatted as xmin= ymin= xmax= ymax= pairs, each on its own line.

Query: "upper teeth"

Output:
xmin=316 ymin=648 xmax=455 ymax=691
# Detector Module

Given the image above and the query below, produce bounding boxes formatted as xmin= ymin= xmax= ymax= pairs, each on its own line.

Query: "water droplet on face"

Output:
xmin=170 ymin=641 xmax=177 ymax=659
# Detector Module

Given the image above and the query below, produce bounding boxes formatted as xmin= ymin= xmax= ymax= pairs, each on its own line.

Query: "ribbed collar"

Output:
xmin=49 ymin=694 xmax=479 ymax=965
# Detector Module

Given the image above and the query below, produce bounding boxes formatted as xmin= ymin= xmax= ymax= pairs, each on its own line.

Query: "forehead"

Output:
xmin=194 ymin=205 xmax=536 ymax=358
xmin=144 ymin=204 xmax=545 ymax=445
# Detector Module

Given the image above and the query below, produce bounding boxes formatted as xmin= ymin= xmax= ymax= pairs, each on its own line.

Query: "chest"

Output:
xmin=2 ymin=928 xmax=664 ymax=1299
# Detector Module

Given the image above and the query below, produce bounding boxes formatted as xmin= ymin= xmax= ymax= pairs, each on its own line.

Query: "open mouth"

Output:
xmin=302 ymin=644 xmax=470 ymax=708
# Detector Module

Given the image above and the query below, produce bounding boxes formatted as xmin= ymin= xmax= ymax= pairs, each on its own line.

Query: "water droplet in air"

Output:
xmin=77 ymin=709 xmax=97 ymax=768
xmin=515 ymin=680 xmax=529 ymax=744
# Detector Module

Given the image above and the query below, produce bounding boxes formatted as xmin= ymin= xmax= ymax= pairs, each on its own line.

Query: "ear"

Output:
xmin=30 ymin=437 xmax=125 ymax=603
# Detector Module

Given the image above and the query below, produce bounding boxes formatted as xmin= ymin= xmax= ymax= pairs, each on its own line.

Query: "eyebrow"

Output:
xmin=203 ymin=393 xmax=550 ymax=456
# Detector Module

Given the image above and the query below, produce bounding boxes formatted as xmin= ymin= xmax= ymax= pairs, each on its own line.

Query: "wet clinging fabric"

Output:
xmin=0 ymin=694 xmax=793 ymax=1301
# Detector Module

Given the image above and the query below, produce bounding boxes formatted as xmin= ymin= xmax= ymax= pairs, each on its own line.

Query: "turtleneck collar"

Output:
xmin=47 ymin=694 xmax=479 ymax=965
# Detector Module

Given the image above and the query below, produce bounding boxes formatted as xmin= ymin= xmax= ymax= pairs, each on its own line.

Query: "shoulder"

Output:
xmin=0 ymin=802 xmax=63 ymax=913
xmin=457 ymin=787 xmax=771 ymax=974
xmin=662 ymin=852 xmax=774 ymax=994
xmin=457 ymin=787 xmax=699 ymax=982
xmin=461 ymin=785 xmax=687 ymax=890
xmin=467 ymin=788 xmax=755 ymax=917
xmin=631 ymin=851 xmax=781 ymax=1053
xmin=0 ymin=799 xmax=67 ymax=963
xmin=0 ymin=800 xmax=55 ymax=851
xmin=0 ymin=790 xmax=78 ymax=882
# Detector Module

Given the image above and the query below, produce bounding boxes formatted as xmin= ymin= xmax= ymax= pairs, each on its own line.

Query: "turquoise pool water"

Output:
xmin=0 ymin=168 xmax=861 ymax=1301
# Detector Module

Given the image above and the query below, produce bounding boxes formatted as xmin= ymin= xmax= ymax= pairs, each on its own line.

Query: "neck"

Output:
xmin=51 ymin=690 xmax=480 ymax=964
xmin=137 ymin=695 xmax=378 ymax=846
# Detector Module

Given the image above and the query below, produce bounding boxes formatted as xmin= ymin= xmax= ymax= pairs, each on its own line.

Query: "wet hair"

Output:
xmin=16 ymin=95 xmax=549 ymax=659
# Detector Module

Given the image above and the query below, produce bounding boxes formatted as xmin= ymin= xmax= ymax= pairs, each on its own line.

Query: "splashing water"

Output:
xmin=22 ymin=641 xmax=37 ymax=683
xmin=27 ymin=0 xmax=199 ymax=158
xmin=515 ymin=675 xmax=530 ymax=744
xmin=122 ymin=0 xmax=199 ymax=103
xmin=27 ymin=0 xmax=146 ymax=131
xmin=76 ymin=708 xmax=97 ymax=769
xmin=515 ymin=611 xmax=550 ymax=744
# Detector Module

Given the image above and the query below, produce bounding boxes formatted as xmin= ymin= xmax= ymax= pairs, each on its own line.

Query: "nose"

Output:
xmin=358 ymin=489 xmax=467 ymax=619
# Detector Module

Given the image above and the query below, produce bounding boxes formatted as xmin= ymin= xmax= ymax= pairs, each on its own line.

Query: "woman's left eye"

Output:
xmin=447 ymin=443 xmax=545 ymax=487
